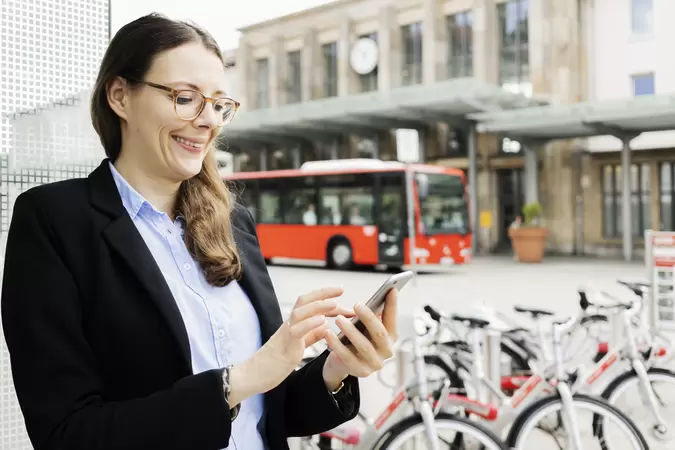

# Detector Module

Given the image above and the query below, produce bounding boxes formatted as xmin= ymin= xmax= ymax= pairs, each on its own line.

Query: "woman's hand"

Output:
xmin=229 ymin=286 xmax=353 ymax=405
xmin=322 ymin=289 xmax=398 ymax=390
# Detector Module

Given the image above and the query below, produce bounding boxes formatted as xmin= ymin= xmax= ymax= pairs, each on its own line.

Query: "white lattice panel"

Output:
xmin=0 ymin=1 xmax=110 ymax=448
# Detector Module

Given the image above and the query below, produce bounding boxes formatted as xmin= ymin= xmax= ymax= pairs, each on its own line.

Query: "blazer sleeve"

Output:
xmin=233 ymin=202 xmax=361 ymax=436
xmin=283 ymin=351 xmax=360 ymax=437
xmin=1 ymin=191 xmax=233 ymax=450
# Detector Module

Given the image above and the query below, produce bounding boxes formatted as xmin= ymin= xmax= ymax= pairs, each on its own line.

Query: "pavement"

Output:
xmin=270 ymin=255 xmax=653 ymax=448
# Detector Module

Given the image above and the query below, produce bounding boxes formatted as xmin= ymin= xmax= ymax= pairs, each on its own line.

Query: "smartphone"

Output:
xmin=337 ymin=270 xmax=414 ymax=346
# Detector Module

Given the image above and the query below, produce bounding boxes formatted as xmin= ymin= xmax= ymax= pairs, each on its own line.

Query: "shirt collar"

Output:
xmin=108 ymin=161 xmax=160 ymax=220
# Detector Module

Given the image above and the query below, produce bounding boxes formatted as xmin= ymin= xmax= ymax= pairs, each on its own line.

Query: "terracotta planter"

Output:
xmin=508 ymin=227 xmax=548 ymax=263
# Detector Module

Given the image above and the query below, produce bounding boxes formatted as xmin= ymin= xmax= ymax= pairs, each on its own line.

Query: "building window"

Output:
xmin=322 ymin=42 xmax=338 ymax=97
xmin=602 ymin=163 xmax=651 ymax=238
xmin=497 ymin=0 xmax=530 ymax=95
xmin=632 ymin=73 xmax=655 ymax=96
xmin=446 ymin=11 xmax=473 ymax=78
xmin=286 ymin=50 xmax=302 ymax=104
xmin=255 ymin=58 xmax=269 ymax=109
xmin=660 ymin=162 xmax=674 ymax=231
xmin=359 ymin=33 xmax=378 ymax=92
xmin=401 ymin=22 xmax=423 ymax=86
xmin=631 ymin=0 xmax=653 ymax=34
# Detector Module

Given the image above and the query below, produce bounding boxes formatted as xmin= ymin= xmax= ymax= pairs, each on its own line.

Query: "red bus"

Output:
xmin=225 ymin=159 xmax=472 ymax=270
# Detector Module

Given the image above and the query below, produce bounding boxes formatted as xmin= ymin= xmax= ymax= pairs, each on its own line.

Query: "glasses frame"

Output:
xmin=127 ymin=78 xmax=241 ymax=125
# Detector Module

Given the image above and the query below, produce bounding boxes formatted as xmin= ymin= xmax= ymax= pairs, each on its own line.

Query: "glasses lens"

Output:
xmin=213 ymin=99 xmax=237 ymax=125
xmin=174 ymin=90 xmax=203 ymax=120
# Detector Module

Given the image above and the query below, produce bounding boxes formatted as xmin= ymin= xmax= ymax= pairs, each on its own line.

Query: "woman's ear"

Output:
xmin=107 ymin=76 xmax=130 ymax=120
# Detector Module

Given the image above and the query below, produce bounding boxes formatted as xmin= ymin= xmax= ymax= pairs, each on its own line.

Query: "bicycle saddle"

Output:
xmin=450 ymin=314 xmax=490 ymax=328
xmin=617 ymin=279 xmax=650 ymax=297
xmin=513 ymin=305 xmax=554 ymax=318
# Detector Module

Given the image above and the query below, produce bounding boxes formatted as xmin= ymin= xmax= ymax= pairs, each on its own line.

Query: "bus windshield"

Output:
xmin=415 ymin=172 xmax=469 ymax=236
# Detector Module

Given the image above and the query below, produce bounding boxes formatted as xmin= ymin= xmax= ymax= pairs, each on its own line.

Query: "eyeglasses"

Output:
xmin=130 ymin=79 xmax=240 ymax=126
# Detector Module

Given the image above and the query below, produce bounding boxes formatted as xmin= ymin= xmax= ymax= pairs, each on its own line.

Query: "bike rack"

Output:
xmin=483 ymin=329 xmax=503 ymax=405
xmin=394 ymin=312 xmax=417 ymax=391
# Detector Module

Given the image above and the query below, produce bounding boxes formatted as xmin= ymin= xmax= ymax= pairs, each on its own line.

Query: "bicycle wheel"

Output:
xmin=600 ymin=367 xmax=675 ymax=449
xmin=507 ymin=393 xmax=648 ymax=449
xmin=370 ymin=413 xmax=508 ymax=450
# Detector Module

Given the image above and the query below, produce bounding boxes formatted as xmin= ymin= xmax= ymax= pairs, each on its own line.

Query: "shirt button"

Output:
xmin=167 ymin=228 xmax=172 ymax=234
xmin=183 ymin=263 xmax=191 ymax=270
xmin=218 ymin=329 xmax=226 ymax=338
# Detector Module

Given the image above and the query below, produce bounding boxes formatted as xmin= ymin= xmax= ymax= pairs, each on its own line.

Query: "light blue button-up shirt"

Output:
xmin=109 ymin=162 xmax=265 ymax=450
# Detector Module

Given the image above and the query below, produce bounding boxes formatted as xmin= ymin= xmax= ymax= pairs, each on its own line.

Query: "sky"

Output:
xmin=110 ymin=0 xmax=336 ymax=51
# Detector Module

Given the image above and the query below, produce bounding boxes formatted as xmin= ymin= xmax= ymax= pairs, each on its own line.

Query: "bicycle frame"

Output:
xmin=305 ymin=315 xmax=449 ymax=450
xmin=430 ymin=316 xmax=589 ymax=446
xmin=567 ymin=301 xmax=671 ymax=430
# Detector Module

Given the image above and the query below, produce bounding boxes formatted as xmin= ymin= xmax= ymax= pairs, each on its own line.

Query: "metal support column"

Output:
xmin=292 ymin=146 xmax=302 ymax=169
xmin=330 ymin=139 xmax=339 ymax=160
xmin=374 ymin=133 xmax=381 ymax=160
xmin=621 ymin=138 xmax=632 ymax=261
xmin=483 ymin=330 xmax=502 ymax=405
xmin=524 ymin=146 xmax=539 ymax=204
xmin=468 ymin=126 xmax=478 ymax=255
xmin=259 ymin=147 xmax=268 ymax=171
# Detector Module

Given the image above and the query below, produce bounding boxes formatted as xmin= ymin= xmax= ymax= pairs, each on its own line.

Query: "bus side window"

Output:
xmin=283 ymin=176 xmax=317 ymax=225
xmin=258 ymin=179 xmax=282 ymax=224
xmin=378 ymin=172 xmax=405 ymax=236
xmin=319 ymin=174 xmax=375 ymax=226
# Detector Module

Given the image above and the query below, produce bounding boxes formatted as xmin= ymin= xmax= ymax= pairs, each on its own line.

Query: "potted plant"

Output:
xmin=508 ymin=201 xmax=548 ymax=263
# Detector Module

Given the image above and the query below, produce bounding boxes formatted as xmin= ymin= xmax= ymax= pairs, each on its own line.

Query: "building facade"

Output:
xmin=581 ymin=0 xmax=675 ymax=257
xmin=228 ymin=0 xmax=594 ymax=255
xmin=0 ymin=1 xmax=111 ymax=449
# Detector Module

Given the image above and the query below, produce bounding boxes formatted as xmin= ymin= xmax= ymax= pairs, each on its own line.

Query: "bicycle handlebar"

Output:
xmin=424 ymin=304 xmax=442 ymax=322
xmin=578 ymin=287 xmax=638 ymax=312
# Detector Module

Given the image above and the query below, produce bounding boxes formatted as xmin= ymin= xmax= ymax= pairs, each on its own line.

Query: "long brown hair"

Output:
xmin=90 ymin=13 xmax=242 ymax=286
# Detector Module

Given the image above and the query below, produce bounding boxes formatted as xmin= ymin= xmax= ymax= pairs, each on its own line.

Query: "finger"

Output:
xmin=335 ymin=315 xmax=383 ymax=371
xmin=325 ymin=329 xmax=371 ymax=378
xmin=295 ymin=286 xmax=344 ymax=307
xmin=304 ymin=323 xmax=330 ymax=347
xmin=289 ymin=314 xmax=327 ymax=339
xmin=382 ymin=289 xmax=398 ymax=342
xmin=291 ymin=298 xmax=339 ymax=325
xmin=354 ymin=303 xmax=393 ymax=360
xmin=324 ymin=305 xmax=355 ymax=318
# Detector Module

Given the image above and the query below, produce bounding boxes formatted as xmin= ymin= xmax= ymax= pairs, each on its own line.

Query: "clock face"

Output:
xmin=350 ymin=38 xmax=379 ymax=75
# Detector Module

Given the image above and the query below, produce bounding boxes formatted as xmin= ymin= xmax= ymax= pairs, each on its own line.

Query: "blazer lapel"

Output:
xmin=88 ymin=160 xmax=192 ymax=371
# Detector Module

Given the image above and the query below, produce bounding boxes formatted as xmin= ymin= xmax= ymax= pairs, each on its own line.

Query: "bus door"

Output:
xmin=376 ymin=172 xmax=406 ymax=265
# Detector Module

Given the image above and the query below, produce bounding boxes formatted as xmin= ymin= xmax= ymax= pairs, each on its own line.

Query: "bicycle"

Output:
xmin=421 ymin=305 xmax=650 ymax=449
xmin=460 ymin=280 xmax=675 ymax=449
xmin=572 ymin=284 xmax=675 ymax=449
xmin=297 ymin=307 xmax=509 ymax=450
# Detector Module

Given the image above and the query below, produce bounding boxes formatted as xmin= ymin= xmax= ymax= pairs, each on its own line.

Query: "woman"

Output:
xmin=0 ymin=13 xmax=397 ymax=450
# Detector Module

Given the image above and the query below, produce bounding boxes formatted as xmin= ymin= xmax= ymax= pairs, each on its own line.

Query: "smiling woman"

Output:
xmin=1 ymin=12 xmax=400 ymax=450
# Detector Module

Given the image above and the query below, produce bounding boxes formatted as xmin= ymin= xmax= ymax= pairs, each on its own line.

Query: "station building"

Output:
xmin=222 ymin=0 xmax=675 ymax=260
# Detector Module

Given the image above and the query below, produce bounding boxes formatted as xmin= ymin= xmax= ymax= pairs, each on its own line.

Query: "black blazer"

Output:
xmin=1 ymin=159 xmax=360 ymax=450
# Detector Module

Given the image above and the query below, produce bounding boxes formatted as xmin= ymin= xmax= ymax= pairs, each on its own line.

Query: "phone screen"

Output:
xmin=337 ymin=271 xmax=413 ymax=346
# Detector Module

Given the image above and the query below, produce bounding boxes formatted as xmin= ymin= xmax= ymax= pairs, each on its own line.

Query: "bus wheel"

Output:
xmin=328 ymin=240 xmax=353 ymax=270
